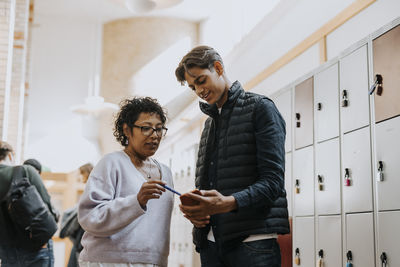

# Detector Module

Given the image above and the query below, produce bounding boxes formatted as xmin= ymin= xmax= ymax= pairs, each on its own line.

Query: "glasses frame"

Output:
xmin=132 ymin=125 xmax=168 ymax=137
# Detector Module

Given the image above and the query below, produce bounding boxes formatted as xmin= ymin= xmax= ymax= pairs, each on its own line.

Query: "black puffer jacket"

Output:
xmin=193 ymin=81 xmax=289 ymax=249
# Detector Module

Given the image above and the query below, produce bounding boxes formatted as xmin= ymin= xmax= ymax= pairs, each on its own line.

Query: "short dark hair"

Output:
xmin=23 ymin=158 xmax=42 ymax=174
xmin=0 ymin=141 xmax=13 ymax=161
xmin=113 ymin=97 xmax=167 ymax=146
xmin=175 ymin=45 xmax=224 ymax=85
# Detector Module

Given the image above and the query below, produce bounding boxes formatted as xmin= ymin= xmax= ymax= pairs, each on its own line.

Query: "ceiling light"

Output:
xmin=124 ymin=0 xmax=183 ymax=13
xmin=125 ymin=0 xmax=156 ymax=13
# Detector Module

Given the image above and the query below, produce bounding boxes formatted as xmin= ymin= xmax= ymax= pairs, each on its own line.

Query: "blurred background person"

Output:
xmin=0 ymin=141 xmax=57 ymax=267
xmin=78 ymin=97 xmax=174 ymax=267
xmin=59 ymin=162 xmax=93 ymax=267
xmin=23 ymin=158 xmax=42 ymax=174
xmin=79 ymin=163 xmax=93 ymax=184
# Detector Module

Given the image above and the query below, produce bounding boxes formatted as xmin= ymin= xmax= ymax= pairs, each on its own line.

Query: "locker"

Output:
xmin=346 ymin=213 xmax=375 ymax=267
xmin=274 ymin=90 xmax=292 ymax=152
xmin=317 ymin=215 xmax=342 ymax=267
xmin=285 ymin=153 xmax=293 ymax=216
xmin=342 ymin=127 xmax=373 ymax=213
xmin=340 ymin=45 xmax=370 ymax=133
xmin=293 ymin=217 xmax=314 ymax=267
xmin=293 ymin=146 xmax=314 ymax=216
xmin=377 ymin=211 xmax=400 ymax=267
xmin=295 ymin=77 xmax=313 ymax=149
xmin=315 ymin=138 xmax=341 ymax=215
xmin=373 ymin=25 xmax=400 ymax=122
xmin=314 ymin=63 xmax=339 ymax=143
xmin=376 ymin=116 xmax=400 ymax=211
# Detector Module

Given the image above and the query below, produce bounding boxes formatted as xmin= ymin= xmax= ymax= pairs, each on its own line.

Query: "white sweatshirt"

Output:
xmin=78 ymin=151 xmax=174 ymax=267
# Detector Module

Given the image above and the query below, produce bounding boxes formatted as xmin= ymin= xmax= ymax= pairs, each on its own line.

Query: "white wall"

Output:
xmin=227 ymin=0 xmax=400 ymax=95
xmin=26 ymin=14 xmax=102 ymax=171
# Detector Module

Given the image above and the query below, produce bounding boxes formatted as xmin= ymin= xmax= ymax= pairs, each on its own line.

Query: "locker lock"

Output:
xmin=346 ymin=250 xmax=353 ymax=267
xmin=317 ymin=175 xmax=324 ymax=191
xmin=295 ymin=248 xmax=300 ymax=265
xmin=344 ymin=168 xmax=351 ymax=186
xmin=295 ymin=179 xmax=300 ymax=194
xmin=380 ymin=252 xmax=388 ymax=266
xmin=369 ymin=74 xmax=383 ymax=95
xmin=317 ymin=102 xmax=322 ymax=111
xmin=377 ymin=161 xmax=384 ymax=182
xmin=342 ymin=90 xmax=349 ymax=107
xmin=296 ymin=113 xmax=301 ymax=128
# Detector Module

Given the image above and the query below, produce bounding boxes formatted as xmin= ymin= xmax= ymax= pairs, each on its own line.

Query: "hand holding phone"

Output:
xmin=180 ymin=189 xmax=202 ymax=206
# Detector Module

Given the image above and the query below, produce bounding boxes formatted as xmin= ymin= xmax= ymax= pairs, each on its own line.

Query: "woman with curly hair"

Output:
xmin=78 ymin=97 xmax=174 ymax=267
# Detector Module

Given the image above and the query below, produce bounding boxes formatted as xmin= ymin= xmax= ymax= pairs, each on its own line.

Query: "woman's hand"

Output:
xmin=137 ymin=179 xmax=166 ymax=209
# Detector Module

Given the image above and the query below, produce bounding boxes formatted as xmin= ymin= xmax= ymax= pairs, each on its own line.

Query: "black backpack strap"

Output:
xmin=11 ymin=165 xmax=27 ymax=184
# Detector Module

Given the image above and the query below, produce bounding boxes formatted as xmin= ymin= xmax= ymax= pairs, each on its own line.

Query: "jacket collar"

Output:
xmin=199 ymin=80 xmax=243 ymax=118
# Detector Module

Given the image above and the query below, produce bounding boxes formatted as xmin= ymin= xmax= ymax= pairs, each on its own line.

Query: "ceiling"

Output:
xmin=34 ymin=0 xmax=228 ymax=23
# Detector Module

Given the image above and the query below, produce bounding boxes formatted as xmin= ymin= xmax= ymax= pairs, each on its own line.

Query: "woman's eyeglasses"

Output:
xmin=132 ymin=125 xmax=168 ymax=137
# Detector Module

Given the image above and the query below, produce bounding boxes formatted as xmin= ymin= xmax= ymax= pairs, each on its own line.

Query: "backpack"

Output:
xmin=3 ymin=165 xmax=58 ymax=250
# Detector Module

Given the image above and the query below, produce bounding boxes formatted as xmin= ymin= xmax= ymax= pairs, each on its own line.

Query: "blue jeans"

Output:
xmin=0 ymin=239 xmax=54 ymax=267
xmin=200 ymin=239 xmax=281 ymax=267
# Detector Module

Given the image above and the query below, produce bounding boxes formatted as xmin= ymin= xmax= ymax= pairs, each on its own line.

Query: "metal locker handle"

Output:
xmin=342 ymin=90 xmax=349 ymax=107
xmin=296 ymin=113 xmax=301 ymax=128
xmin=377 ymin=161 xmax=384 ymax=182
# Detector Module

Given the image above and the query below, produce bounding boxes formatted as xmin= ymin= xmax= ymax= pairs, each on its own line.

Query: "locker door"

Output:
xmin=293 ymin=146 xmax=314 ymax=216
xmin=346 ymin=213 xmax=375 ymax=267
xmin=314 ymin=63 xmax=339 ymax=143
xmin=378 ymin=211 xmax=400 ymax=267
xmin=293 ymin=216 xmax=314 ymax=267
xmin=274 ymin=90 xmax=292 ymax=153
xmin=295 ymin=77 xmax=313 ymax=149
xmin=342 ymin=127 xmax=373 ymax=213
xmin=315 ymin=138 xmax=341 ymax=215
xmin=285 ymin=153 xmax=293 ymax=216
xmin=317 ymin=215 xmax=342 ymax=267
xmin=340 ymin=45 xmax=370 ymax=133
xmin=376 ymin=116 xmax=400 ymax=211
xmin=373 ymin=25 xmax=400 ymax=122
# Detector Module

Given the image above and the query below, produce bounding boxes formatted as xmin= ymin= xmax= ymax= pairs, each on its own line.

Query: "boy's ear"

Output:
xmin=214 ymin=61 xmax=224 ymax=76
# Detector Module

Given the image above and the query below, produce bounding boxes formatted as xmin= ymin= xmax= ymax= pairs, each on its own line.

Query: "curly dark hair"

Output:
xmin=0 ymin=141 xmax=13 ymax=161
xmin=113 ymin=97 xmax=167 ymax=146
xmin=175 ymin=45 xmax=224 ymax=85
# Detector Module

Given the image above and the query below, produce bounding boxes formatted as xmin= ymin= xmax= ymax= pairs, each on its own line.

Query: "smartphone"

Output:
xmin=180 ymin=189 xmax=202 ymax=206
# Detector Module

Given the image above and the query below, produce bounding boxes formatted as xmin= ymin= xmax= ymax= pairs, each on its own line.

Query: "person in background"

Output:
xmin=79 ymin=163 xmax=93 ymax=184
xmin=175 ymin=46 xmax=289 ymax=267
xmin=0 ymin=141 xmax=56 ymax=267
xmin=60 ymin=163 xmax=93 ymax=267
xmin=78 ymin=97 xmax=174 ymax=267
xmin=23 ymin=158 xmax=42 ymax=174
xmin=59 ymin=163 xmax=93 ymax=267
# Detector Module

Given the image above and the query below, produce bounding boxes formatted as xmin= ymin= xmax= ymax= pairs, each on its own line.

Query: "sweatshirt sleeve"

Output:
xmin=232 ymin=97 xmax=286 ymax=209
xmin=78 ymin=156 xmax=146 ymax=237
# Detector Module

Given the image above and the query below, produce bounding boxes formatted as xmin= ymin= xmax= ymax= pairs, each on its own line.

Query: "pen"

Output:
xmin=162 ymin=184 xmax=181 ymax=196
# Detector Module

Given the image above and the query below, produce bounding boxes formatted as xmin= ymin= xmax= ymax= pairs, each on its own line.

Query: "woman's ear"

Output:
xmin=214 ymin=61 xmax=224 ymax=76
xmin=122 ymin=123 xmax=130 ymax=138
